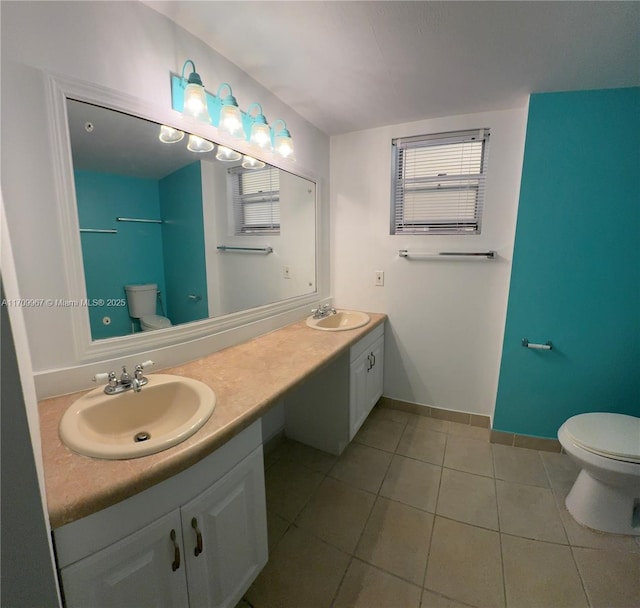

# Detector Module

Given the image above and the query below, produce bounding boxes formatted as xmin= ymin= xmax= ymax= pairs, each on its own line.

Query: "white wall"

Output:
xmin=330 ymin=108 xmax=528 ymax=417
xmin=208 ymin=168 xmax=317 ymax=316
xmin=1 ymin=1 xmax=329 ymax=396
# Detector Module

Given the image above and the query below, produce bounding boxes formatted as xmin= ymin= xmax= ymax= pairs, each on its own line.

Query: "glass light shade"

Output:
xmin=275 ymin=132 xmax=295 ymax=159
xmin=242 ymin=155 xmax=265 ymax=169
xmin=216 ymin=145 xmax=242 ymax=162
xmin=183 ymin=82 xmax=211 ymax=123
xmin=159 ymin=125 xmax=185 ymax=143
xmin=218 ymin=104 xmax=244 ymax=139
xmin=250 ymin=121 xmax=272 ymax=151
xmin=187 ymin=134 xmax=214 ymax=153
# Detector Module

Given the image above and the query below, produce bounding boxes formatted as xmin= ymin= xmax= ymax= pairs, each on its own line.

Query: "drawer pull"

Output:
xmin=170 ymin=529 xmax=181 ymax=571
xmin=191 ymin=517 xmax=203 ymax=557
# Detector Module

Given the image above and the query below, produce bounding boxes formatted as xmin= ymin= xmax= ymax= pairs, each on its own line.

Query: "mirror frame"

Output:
xmin=45 ymin=73 xmax=322 ymax=363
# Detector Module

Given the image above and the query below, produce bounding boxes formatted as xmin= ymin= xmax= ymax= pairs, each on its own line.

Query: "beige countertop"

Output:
xmin=39 ymin=313 xmax=386 ymax=529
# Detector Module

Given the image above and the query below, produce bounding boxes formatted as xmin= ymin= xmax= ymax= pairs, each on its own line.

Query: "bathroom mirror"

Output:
xmin=66 ymin=99 xmax=316 ymax=341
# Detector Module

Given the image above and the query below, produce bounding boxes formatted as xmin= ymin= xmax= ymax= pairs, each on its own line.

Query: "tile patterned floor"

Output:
xmin=239 ymin=405 xmax=640 ymax=608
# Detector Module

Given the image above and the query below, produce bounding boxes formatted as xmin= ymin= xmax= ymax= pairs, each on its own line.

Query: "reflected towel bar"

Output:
xmin=399 ymin=249 xmax=496 ymax=259
xmin=217 ymin=245 xmax=273 ymax=254
xmin=80 ymin=228 xmax=117 ymax=234
xmin=522 ymin=338 xmax=553 ymax=350
xmin=116 ymin=217 xmax=163 ymax=224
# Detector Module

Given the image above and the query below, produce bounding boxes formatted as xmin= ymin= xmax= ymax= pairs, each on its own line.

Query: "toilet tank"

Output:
xmin=124 ymin=284 xmax=158 ymax=319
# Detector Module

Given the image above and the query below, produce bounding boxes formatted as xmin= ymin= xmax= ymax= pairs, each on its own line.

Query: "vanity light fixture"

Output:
xmin=216 ymin=145 xmax=242 ymax=162
xmin=171 ymin=61 xmax=296 ymax=160
xmin=180 ymin=60 xmax=211 ymax=124
xmin=272 ymin=119 xmax=295 ymax=159
xmin=241 ymin=155 xmax=266 ymax=169
xmin=159 ymin=125 xmax=185 ymax=143
xmin=187 ymin=134 xmax=214 ymax=153
xmin=216 ymin=83 xmax=244 ymax=139
xmin=247 ymin=103 xmax=272 ymax=151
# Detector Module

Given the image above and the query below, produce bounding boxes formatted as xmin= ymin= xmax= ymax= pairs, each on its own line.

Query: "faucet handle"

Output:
xmin=93 ymin=371 xmax=116 ymax=382
xmin=93 ymin=371 xmax=117 ymax=387
xmin=135 ymin=360 xmax=154 ymax=380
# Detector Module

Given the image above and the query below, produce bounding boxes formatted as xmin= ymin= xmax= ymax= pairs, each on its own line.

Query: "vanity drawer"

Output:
xmin=350 ymin=322 xmax=384 ymax=363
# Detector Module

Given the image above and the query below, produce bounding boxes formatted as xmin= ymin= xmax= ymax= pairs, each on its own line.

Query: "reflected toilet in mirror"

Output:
xmin=124 ymin=284 xmax=172 ymax=332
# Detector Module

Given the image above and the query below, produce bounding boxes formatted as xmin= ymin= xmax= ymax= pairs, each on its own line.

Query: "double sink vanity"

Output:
xmin=39 ymin=310 xmax=386 ymax=607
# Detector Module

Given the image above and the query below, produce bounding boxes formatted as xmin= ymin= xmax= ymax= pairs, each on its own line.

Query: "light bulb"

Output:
xmin=187 ymin=134 xmax=214 ymax=153
xmin=216 ymin=145 xmax=242 ymax=162
xmin=272 ymin=120 xmax=294 ymax=159
xmin=242 ymin=155 xmax=265 ymax=169
xmin=275 ymin=134 xmax=294 ymax=158
xmin=250 ymin=122 xmax=272 ymax=150
xmin=159 ymin=125 xmax=185 ymax=143
xmin=219 ymin=104 xmax=244 ymax=139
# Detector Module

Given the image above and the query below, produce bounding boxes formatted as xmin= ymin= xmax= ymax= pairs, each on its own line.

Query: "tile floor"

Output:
xmin=239 ymin=405 xmax=640 ymax=608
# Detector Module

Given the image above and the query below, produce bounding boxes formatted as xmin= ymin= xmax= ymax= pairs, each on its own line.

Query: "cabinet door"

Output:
xmin=350 ymin=335 xmax=385 ymax=440
xmin=60 ymin=510 xmax=188 ymax=608
xmin=181 ymin=447 xmax=268 ymax=608
xmin=350 ymin=348 xmax=371 ymax=439
xmin=366 ymin=336 xmax=385 ymax=410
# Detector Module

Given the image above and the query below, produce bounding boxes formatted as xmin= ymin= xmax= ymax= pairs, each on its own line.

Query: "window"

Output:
xmin=229 ymin=166 xmax=280 ymax=235
xmin=391 ymin=129 xmax=490 ymax=235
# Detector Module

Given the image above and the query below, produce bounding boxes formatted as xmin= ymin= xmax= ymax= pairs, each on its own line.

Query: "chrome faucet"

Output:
xmin=311 ymin=304 xmax=337 ymax=319
xmin=94 ymin=360 xmax=154 ymax=395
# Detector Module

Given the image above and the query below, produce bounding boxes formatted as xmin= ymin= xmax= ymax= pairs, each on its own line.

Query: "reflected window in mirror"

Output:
xmin=229 ymin=166 xmax=280 ymax=235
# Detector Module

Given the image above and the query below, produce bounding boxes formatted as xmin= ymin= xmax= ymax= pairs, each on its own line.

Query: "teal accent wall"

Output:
xmin=493 ymin=88 xmax=640 ymax=438
xmin=159 ymin=162 xmax=209 ymax=325
xmin=75 ymin=171 xmax=166 ymax=339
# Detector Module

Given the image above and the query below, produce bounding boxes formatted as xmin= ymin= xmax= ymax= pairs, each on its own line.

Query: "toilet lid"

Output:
xmin=563 ymin=413 xmax=640 ymax=463
xmin=140 ymin=314 xmax=172 ymax=329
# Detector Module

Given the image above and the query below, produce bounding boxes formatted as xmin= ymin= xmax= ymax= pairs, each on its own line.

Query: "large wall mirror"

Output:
xmin=66 ymin=99 xmax=317 ymax=342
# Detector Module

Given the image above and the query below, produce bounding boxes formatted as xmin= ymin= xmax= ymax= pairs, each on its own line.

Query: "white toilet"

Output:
xmin=558 ymin=412 xmax=640 ymax=536
xmin=124 ymin=284 xmax=172 ymax=331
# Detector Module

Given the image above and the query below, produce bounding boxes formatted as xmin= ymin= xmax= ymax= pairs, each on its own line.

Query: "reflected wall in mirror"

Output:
xmin=67 ymin=100 xmax=316 ymax=341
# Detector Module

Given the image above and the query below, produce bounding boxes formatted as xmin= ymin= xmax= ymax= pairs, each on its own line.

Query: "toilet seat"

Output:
xmin=563 ymin=413 xmax=640 ymax=464
xmin=140 ymin=314 xmax=172 ymax=330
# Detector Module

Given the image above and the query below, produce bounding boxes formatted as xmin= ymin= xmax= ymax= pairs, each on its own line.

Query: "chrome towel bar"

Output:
xmin=399 ymin=249 xmax=496 ymax=259
xmin=80 ymin=228 xmax=117 ymax=234
xmin=116 ymin=217 xmax=163 ymax=224
xmin=217 ymin=245 xmax=273 ymax=254
xmin=522 ymin=338 xmax=553 ymax=350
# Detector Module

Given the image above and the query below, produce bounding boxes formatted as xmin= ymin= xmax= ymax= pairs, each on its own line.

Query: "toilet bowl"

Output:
xmin=124 ymin=284 xmax=172 ymax=332
xmin=558 ymin=413 xmax=640 ymax=536
xmin=140 ymin=314 xmax=173 ymax=331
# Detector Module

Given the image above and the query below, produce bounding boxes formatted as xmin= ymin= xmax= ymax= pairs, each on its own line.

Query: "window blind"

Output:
xmin=391 ymin=129 xmax=490 ymax=235
xmin=229 ymin=166 xmax=280 ymax=234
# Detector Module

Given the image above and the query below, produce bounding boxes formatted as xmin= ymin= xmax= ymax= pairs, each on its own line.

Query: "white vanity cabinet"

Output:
xmin=284 ymin=322 xmax=385 ymax=454
xmin=349 ymin=324 xmax=385 ymax=440
xmin=56 ymin=422 xmax=267 ymax=608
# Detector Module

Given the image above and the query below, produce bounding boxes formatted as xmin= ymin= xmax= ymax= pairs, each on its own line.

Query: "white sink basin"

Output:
xmin=59 ymin=374 xmax=216 ymax=459
xmin=306 ymin=310 xmax=370 ymax=331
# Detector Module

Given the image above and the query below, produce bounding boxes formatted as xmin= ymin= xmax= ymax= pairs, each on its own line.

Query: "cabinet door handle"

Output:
xmin=170 ymin=529 xmax=181 ymax=571
xmin=191 ymin=517 xmax=203 ymax=557
xmin=370 ymin=352 xmax=376 ymax=367
xmin=366 ymin=354 xmax=372 ymax=372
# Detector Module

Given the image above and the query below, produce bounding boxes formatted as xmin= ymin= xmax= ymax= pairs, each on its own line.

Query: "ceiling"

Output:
xmin=144 ymin=1 xmax=640 ymax=136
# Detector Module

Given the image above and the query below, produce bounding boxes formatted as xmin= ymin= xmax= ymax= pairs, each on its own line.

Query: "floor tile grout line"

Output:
xmin=492 ymin=446 xmax=508 ymax=608
xmin=420 ymin=430 xmax=448 ymax=606
xmin=329 ymin=413 xmax=410 ymax=607
xmin=568 ymin=543 xmax=594 ymax=607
